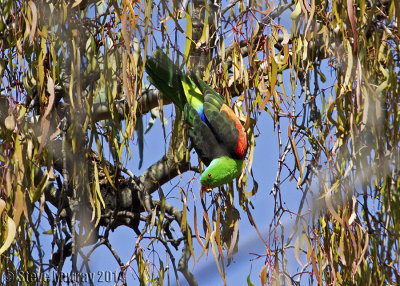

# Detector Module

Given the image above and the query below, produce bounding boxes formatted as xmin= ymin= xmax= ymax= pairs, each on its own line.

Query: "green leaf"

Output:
xmin=269 ymin=56 xmax=278 ymax=97
xmin=156 ymin=188 xmax=165 ymax=236
xmin=343 ymin=39 xmax=353 ymax=90
xmin=318 ymin=70 xmax=326 ymax=83
xmin=43 ymin=229 xmax=53 ymax=235
xmin=199 ymin=0 xmax=209 ymax=44
xmin=31 ymin=171 xmax=49 ymax=203
xmin=93 ymin=161 xmax=105 ymax=227
xmin=247 ymin=273 xmax=255 ymax=286
xmin=184 ymin=6 xmax=192 ymax=62
xmin=376 ymin=64 xmax=389 ymax=94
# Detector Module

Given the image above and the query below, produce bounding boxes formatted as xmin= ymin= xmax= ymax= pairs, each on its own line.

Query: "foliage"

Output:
xmin=288 ymin=0 xmax=400 ymax=284
xmin=0 ymin=0 xmax=399 ymax=285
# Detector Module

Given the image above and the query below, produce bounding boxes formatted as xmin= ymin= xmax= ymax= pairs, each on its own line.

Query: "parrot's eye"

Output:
xmin=208 ymin=173 xmax=212 ymax=178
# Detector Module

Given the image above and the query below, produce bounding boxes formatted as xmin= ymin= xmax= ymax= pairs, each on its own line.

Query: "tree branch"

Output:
xmin=91 ymin=89 xmax=172 ymax=123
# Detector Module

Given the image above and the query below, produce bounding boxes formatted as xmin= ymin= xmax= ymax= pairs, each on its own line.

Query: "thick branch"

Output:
xmin=91 ymin=89 xmax=172 ymax=123
xmin=138 ymin=155 xmax=192 ymax=195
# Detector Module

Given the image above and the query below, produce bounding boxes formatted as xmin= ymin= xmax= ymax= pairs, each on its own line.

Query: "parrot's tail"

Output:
xmin=145 ymin=50 xmax=186 ymax=110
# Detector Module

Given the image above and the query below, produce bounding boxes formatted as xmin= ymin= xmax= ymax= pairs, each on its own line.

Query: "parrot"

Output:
xmin=145 ymin=50 xmax=248 ymax=189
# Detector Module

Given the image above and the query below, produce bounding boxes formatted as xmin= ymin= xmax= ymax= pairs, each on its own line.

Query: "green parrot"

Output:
xmin=145 ymin=50 xmax=248 ymax=189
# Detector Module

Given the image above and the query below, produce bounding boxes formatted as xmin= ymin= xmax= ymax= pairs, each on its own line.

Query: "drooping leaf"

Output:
xmin=0 ymin=216 xmax=16 ymax=255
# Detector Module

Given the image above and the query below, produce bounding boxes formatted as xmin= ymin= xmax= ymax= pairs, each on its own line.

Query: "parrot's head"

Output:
xmin=200 ymin=156 xmax=244 ymax=191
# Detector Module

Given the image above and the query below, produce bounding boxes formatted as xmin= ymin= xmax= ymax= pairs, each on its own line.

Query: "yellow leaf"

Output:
xmin=227 ymin=218 xmax=239 ymax=260
xmin=199 ymin=1 xmax=209 ymax=44
xmin=295 ymin=235 xmax=303 ymax=267
xmin=95 ymin=196 xmax=101 ymax=228
xmin=325 ymin=187 xmax=344 ymax=226
xmin=348 ymin=196 xmax=357 ymax=226
xmin=94 ymin=162 xmax=105 ymax=208
xmin=184 ymin=6 xmax=192 ymax=62
xmin=220 ymin=37 xmax=226 ymax=61
xmin=339 ymin=229 xmax=347 ymax=265
xmin=93 ymin=161 xmax=105 ymax=227
xmin=31 ymin=171 xmax=49 ymax=202
xmin=215 ymin=207 xmax=225 ymax=263
xmin=44 ymin=75 xmax=55 ymax=118
xmin=310 ymin=249 xmax=321 ymax=283
xmin=43 ymin=229 xmax=53 ymax=235
xmin=28 ymin=1 xmax=37 ymax=44
xmin=193 ymin=206 xmax=204 ymax=249
xmin=279 ymin=26 xmax=290 ymax=45
xmin=259 ymin=264 xmax=268 ymax=285
xmin=94 ymin=132 xmax=116 ymax=189
xmin=376 ymin=64 xmax=389 ymax=94
xmin=306 ymin=235 xmax=312 ymax=263
xmin=245 ymin=132 xmax=255 ymax=196
xmin=269 ymin=56 xmax=278 ymax=96
xmin=302 ymin=38 xmax=308 ymax=62
xmin=4 ymin=115 xmax=15 ymax=131
xmin=343 ymin=39 xmax=353 ymax=91
xmin=198 ymin=210 xmax=211 ymax=261
xmin=210 ymin=228 xmax=227 ymax=286
xmin=13 ymin=187 xmax=25 ymax=227
xmin=0 ymin=216 xmax=16 ymax=255
xmin=89 ymin=180 xmax=96 ymax=223
xmin=156 ymin=189 xmax=166 ymax=236
xmin=71 ymin=0 xmax=83 ymax=8
xmin=290 ymin=1 xmax=302 ymax=20
xmin=186 ymin=223 xmax=196 ymax=268
xmin=132 ymin=37 xmax=140 ymax=67
xmin=0 ymin=198 xmax=5 ymax=214
xmin=149 ymin=205 xmax=157 ymax=233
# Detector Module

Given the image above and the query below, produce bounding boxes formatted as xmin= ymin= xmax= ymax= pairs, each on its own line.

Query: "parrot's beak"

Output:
xmin=202 ymin=185 xmax=212 ymax=192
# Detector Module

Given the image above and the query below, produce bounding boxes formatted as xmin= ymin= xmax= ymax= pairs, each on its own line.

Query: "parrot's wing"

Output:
xmin=184 ymin=104 xmax=228 ymax=165
xmin=203 ymin=91 xmax=248 ymax=160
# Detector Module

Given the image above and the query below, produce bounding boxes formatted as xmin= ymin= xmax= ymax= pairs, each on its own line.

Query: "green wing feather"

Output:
xmin=184 ymin=104 xmax=228 ymax=165
xmin=190 ymin=74 xmax=245 ymax=159
xmin=203 ymin=92 xmax=242 ymax=159
xmin=189 ymin=72 xmax=224 ymax=104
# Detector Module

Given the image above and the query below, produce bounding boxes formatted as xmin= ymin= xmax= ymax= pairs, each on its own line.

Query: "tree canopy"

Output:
xmin=0 ymin=0 xmax=399 ymax=285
